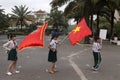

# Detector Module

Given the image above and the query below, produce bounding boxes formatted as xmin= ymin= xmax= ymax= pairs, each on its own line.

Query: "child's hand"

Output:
xmin=16 ymin=46 xmax=18 ymax=48
xmin=98 ymin=49 xmax=101 ymax=51
xmin=58 ymin=42 xmax=61 ymax=46
xmin=48 ymin=45 xmax=51 ymax=49
xmin=57 ymin=41 xmax=62 ymax=46
xmin=51 ymin=48 xmax=56 ymax=52
xmin=6 ymin=50 xmax=10 ymax=54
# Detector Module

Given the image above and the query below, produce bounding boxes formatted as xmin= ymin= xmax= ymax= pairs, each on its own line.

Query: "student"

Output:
xmin=3 ymin=35 xmax=20 ymax=76
xmin=48 ymin=35 xmax=59 ymax=74
xmin=92 ymin=37 xmax=102 ymax=71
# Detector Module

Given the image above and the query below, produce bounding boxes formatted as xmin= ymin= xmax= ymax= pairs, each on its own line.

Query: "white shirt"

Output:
xmin=92 ymin=42 xmax=101 ymax=52
xmin=3 ymin=40 xmax=17 ymax=51
xmin=50 ymin=39 xmax=58 ymax=49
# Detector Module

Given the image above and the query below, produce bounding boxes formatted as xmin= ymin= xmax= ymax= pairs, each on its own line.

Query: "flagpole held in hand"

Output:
xmin=59 ymin=31 xmax=72 ymax=45
xmin=61 ymin=35 xmax=69 ymax=43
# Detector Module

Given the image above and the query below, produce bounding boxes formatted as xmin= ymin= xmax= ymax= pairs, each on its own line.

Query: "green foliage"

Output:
xmin=93 ymin=17 xmax=111 ymax=37
xmin=8 ymin=28 xmax=33 ymax=35
xmin=0 ymin=6 xmax=9 ymax=29
xmin=64 ymin=1 xmax=84 ymax=22
xmin=48 ymin=8 xmax=68 ymax=30
xmin=115 ymin=21 xmax=120 ymax=37
xmin=51 ymin=0 xmax=102 ymax=22
xmin=45 ymin=28 xmax=52 ymax=35
xmin=99 ymin=17 xmax=110 ymax=29
xmin=9 ymin=31 xmax=27 ymax=35
xmin=11 ymin=5 xmax=31 ymax=30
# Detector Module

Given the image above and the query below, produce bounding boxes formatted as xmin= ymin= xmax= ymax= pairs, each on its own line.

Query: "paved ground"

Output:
xmin=0 ymin=35 xmax=120 ymax=80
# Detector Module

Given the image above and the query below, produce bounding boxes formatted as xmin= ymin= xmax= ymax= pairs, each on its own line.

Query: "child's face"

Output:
xmin=97 ymin=39 xmax=100 ymax=43
xmin=54 ymin=37 xmax=57 ymax=40
xmin=12 ymin=37 xmax=16 ymax=41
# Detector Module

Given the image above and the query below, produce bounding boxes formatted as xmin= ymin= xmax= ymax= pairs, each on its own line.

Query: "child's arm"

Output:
xmin=3 ymin=41 xmax=11 ymax=51
xmin=98 ymin=43 xmax=102 ymax=51
xmin=48 ymin=45 xmax=56 ymax=52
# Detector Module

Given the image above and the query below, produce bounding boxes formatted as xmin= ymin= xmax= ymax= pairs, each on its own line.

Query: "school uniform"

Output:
xmin=92 ymin=42 xmax=102 ymax=69
xmin=48 ymin=39 xmax=58 ymax=63
xmin=3 ymin=40 xmax=18 ymax=61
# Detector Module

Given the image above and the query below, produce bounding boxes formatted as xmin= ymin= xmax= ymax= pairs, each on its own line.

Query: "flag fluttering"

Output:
xmin=69 ymin=18 xmax=92 ymax=45
xmin=18 ymin=22 xmax=48 ymax=51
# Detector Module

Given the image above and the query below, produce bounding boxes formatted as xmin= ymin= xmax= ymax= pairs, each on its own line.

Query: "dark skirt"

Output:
xmin=8 ymin=49 xmax=17 ymax=61
xmin=48 ymin=49 xmax=57 ymax=62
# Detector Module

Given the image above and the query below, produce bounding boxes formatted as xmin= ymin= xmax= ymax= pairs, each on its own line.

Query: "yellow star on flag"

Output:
xmin=72 ymin=26 xmax=81 ymax=33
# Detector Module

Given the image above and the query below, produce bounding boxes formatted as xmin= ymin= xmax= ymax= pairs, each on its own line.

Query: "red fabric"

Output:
xmin=69 ymin=18 xmax=92 ymax=45
xmin=18 ymin=22 xmax=48 ymax=51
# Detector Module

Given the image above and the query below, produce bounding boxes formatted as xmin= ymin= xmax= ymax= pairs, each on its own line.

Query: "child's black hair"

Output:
xmin=50 ymin=35 xmax=58 ymax=41
xmin=10 ymin=34 xmax=16 ymax=40
xmin=94 ymin=36 xmax=99 ymax=41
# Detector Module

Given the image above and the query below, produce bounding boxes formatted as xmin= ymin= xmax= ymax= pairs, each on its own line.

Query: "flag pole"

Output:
xmin=60 ymin=21 xmax=76 ymax=44
xmin=60 ymin=34 xmax=69 ymax=44
xmin=60 ymin=23 xmax=76 ymax=44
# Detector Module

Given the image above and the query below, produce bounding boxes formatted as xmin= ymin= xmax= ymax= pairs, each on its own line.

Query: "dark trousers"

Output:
xmin=93 ymin=52 xmax=101 ymax=68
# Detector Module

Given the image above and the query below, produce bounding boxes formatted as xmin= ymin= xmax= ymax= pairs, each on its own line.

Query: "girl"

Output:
xmin=3 ymin=35 xmax=20 ymax=76
xmin=48 ymin=35 xmax=58 ymax=74
xmin=92 ymin=37 xmax=102 ymax=71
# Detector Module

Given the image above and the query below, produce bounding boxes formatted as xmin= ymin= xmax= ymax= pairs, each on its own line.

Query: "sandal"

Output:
xmin=49 ymin=71 xmax=55 ymax=74
xmin=6 ymin=72 xmax=12 ymax=76
xmin=13 ymin=70 xmax=20 ymax=74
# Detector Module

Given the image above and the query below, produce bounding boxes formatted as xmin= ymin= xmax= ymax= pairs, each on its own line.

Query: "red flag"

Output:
xmin=18 ymin=22 xmax=48 ymax=51
xmin=69 ymin=18 xmax=92 ymax=45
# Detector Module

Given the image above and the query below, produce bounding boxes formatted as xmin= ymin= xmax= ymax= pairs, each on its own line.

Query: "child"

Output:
xmin=3 ymin=35 xmax=20 ymax=76
xmin=92 ymin=37 xmax=102 ymax=71
xmin=48 ymin=35 xmax=59 ymax=74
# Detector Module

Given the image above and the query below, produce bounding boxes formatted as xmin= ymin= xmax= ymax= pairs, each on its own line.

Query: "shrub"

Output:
xmin=9 ymin=32 xmax=27 ymax=35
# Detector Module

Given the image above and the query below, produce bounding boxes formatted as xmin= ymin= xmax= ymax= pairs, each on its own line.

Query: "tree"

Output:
xmin=50 ymin=0 xmax=99 ymax=43
xmin=105 ymin=0 xmax=120 ymax=38
xmin=0 ymin=5 xmax=9 ymax=29
xmin=94 ymin=0 xmax=120 ymax=38
xmin=50 ymin=0 xmax=120 ymax=39
xmin=115 ymin=21 xmax=120 ymax=38
xmin=48 ymin=7 xmax=68 ymax=30
xmin=11 ymin=5 xmax=31 ymax=30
